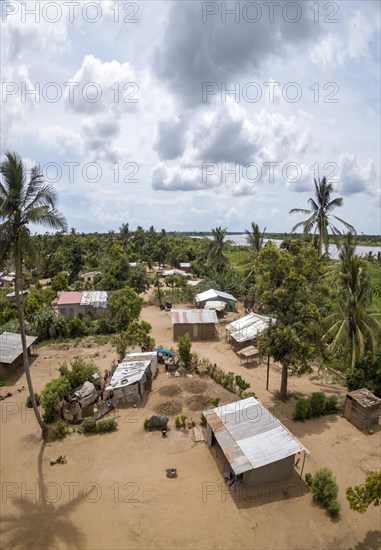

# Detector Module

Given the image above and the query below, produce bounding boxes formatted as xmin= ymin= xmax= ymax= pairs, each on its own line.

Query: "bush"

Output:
xmin=310 ymin=392 xmax=326 ymax=417
xmin=68 ymin=317 xmax=87 ymax=338
xmin=309 ymin=467 xmax=340 ymax=517
xmin=144 ymin=418 xmax=150 ymax=430
xmin=178 ymin=333 xmax=192 ymax=367
xmin=305 ymin=473 xmax=313 ymax=486
xmin=210 ymin=397 xmax=220 ymax=407
xmin=41 ymin=377 xmax=71 ymax=423
xmin=325 ymin=395 xmax=340 ymax=414
xmin=242 ymin=391 xmax=257 ymax=399
xmin=200 ymin=412 xmax=207 ymax=426
xmin=180 ymin=414 xmax=187 ymax=428
xmin=50 ymin=419 xmax=70 ymax=441
xmin=293 ymin=398 xmax=311 ymax=421
xmin=96 ymin=419 xmax=117 ymax=432
xmin=175 ymin=416 xmax=181 ymax=429
xmin=327 ymin=499 xmax=341 ymax=518
xmin=26 ymin=393 xmax=40 ymax=408
xmin=81 ymin=418 xmax=97 ymax=433
xmin=346 ymin=369 xmax=365 ymax=391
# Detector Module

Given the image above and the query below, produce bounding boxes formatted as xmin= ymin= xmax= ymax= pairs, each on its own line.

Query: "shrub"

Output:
xmin=59 ymin=358 xmax=100 ymax=390
xmin=180 ymin=414 xmax=187 ymax=428
xmin=144 ymin=418 xmax=150 ymax=430
xmin=325 ymin=395 xmax=340 ymax=414
xmin=200 ymin=412 xmax=207 ymax=426
xmin=96 ymin=419 xmax=117 ymax=432
xmin=81 ymin=418 xmax=97 ymax=433
xmin=242 ymin=391 xmax=257 ymax=399
xmin=50 ymin=419 xmax=70 ymax=441
xmin=175 ymin=416 xmax=181 ymax=429
xmin=346 ymin=369 xmax=365 ymax=391
xmin=305 ymin=473 xmax=313 ymax=486
xmin=310 ymin=392 xmax=326 ymax=417
xmin=293 ymin=398 xmax=311 ymax=421
xmin=210 ymin=397 xmax=220 ymax=408
xmin=68 ymin=317 xmax=87 ymax=338
xmin=309 ymin=467 xmax=340 ymax=517
xmin=26 ymin=393 xmax=40 ymax=408
xmin=327 ymin=499 xmax=341 ymax=518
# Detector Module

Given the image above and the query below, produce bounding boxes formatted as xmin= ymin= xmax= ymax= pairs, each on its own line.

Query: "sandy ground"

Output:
xmin=1 ymin=304 xmax=380 ymax=550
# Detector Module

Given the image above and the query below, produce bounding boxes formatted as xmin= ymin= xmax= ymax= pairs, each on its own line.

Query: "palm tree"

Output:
xmin=0 ymin=152 xmax=67 ymax=439
xmin=289 ymin=177 xmax=355 ymax=258
xmin=205 ymin=226 xmax=230 ymax=274
xmin=323 ymin=234 xmax=381 ymax=371
xmin=245 ymin=222 xmax=266 ymax=257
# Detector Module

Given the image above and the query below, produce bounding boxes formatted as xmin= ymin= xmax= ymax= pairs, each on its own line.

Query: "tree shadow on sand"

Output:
xmin=1 ymin=444 xmax=87 ymax=549
xmin=350 ymin=530 xmax=381 ymax=550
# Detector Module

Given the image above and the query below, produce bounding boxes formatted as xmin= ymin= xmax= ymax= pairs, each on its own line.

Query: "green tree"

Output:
xmin=324 ymin=234 xmax=381 ymax=371
xmin=178 ymin=333 xmax=192 ymax=367
xmin=51 ymin=271 xmax=69 ymax=292
xmin=245 ymin=222 xmax=266 ymax=257
xmin=125 ymin=320 xmax=155 ymax=349
xmin=290 ymin=177 xmax=355 ymax=258
xmin=0 ymin=152 xmax=67 ymax=439
xmin=107 ymin=286 xmax=142 ymax=333
xmin=255 ymin=241 xmax=326 ymax=400
xmin=205 ymin=226 xmax=230 ymax=275
xmin=346 ymin=471 xmax=381 ymax=513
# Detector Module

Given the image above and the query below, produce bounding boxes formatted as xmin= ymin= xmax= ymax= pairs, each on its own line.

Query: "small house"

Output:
xmin=204 ymin=397 xmax=309 ymax=485
xmin=62 ymin=381 xmax=99 ymax=423
xmin=56 ymin=291 xmax=108 ymax=319
xmin=82 ymin=271 xmax=101 ymax=285
xmin=226 ymin=312 xmax=275 ymax=351
xmin=195 ymin=289 xmax=237 ymax=312
xmin=170 ymin=309 xmax=218 ymax=341
xmin=0 ymin=275 xmax=15 ymax=288
xmin=0 ymin=332 xmax=37 ymax=380
xmin=179 ymin=262 xmax=193 ymax=274
xmin=106 ymin=360 xmax=153 ymax=404
xmin=343 ymin=388 xmax=381 ymax=430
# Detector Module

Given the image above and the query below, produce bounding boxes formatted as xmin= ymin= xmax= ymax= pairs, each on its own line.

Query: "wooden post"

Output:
xmin=266 ymin=354 xmax=270 ymax=391
xmin=300 ymin=452 xmax=306 ymax=479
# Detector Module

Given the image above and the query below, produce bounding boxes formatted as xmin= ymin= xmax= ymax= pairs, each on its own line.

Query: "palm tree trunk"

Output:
xmin=280 ymin=364 xmax=288 ymax=401
xmin=14 ymin=236 xmax=49 ymax=440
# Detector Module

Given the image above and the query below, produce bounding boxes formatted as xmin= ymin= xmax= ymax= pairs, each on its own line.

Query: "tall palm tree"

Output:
xmin=0 ymin=152 xmax=67 ymax=439
xmin=323 ymin=234 xmax=381 ymax=371
xmin=289 ymin=177 xmax=355 ymax=258
xmin=245 ymin=222 xmax=266 ymax=257
xmin=205 ymin=226 xmax=230 ymax=274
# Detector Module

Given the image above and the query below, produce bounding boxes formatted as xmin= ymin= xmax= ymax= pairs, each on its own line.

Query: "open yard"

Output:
xmin=0 ymin=305 xmax=380 ymax=549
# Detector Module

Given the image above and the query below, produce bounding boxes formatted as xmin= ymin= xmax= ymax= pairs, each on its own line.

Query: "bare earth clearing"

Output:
xmin=0 ymin=304 xmax=380 ymax=549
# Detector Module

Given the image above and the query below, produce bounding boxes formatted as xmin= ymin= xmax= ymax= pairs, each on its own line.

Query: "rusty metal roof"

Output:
xmin=170 ymin=309 xmax=218 ymax=324
xmin=204 ymin=397 xmax=308 ymax=475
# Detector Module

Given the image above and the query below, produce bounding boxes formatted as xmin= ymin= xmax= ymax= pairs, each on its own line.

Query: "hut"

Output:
xmin=62 ymin=381 xmax=99 ymax=423
xmin=170 ymin=309 xmax=218 ymax=341
xmin=57 ymin=291 xmax=108 ymax=319
xmin=0 ymin=332 xmax=37 ymax=380
xmin=195 ymin=289 xmax=237 ymax=312
xmin=204 ymin=397 xmax=309 ymax=485
xmin=106 ymin=360 xmax=153 ymax=404
xmin=226 ymin=312 xmax=275 ymax=351
xmin=204 ymin=300 xmax=226 ymax=318
xmin=343 ymin=388 xmax=381 ymax=430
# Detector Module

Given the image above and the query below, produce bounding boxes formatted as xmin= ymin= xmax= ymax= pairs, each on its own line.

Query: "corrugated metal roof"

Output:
xmin=80 ymin=291 xmax=108 ymax=309
xmin=204 ymin=397 xmax=308 ymax=474
xmin=57 ymin=292 xmax=83 ymax=306
xmin=106 ymin=360 xmax=151 ymax=389
xmin=195 ymin=289 xmax=237 ymax=303
xmin=226 ymin=312 xmax=275 ymax=343
xmin=170 ymin=309 xmax=218 ymax=324
xmin=0 ymin=332 xmax=37 ymax=364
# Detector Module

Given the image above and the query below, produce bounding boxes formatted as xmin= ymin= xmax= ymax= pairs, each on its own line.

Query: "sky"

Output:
xmin=1 ymin=0 xmax=380 ymax=234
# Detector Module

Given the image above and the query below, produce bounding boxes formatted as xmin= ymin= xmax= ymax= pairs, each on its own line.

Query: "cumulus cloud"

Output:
xmin=151 ymin=100 xmax=313 ymax=194
xmin=337 ymin=153 xmax=377 ymax=196
xmin=154 ymin=1 xmax=321 ymax=106
xmin=153 ymin=116 xmax=188 ymax=160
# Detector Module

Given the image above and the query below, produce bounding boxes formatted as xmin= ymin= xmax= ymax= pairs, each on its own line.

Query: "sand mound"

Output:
xmin=184 ymin=380 xmax=208 ymax=394
xmin=158 ymin=384 xmax=182 ymax=397
xmin=186 ymin=395 xmax=212 ymax=411
xmin=155 ymin=400 xmax=182 ymax=416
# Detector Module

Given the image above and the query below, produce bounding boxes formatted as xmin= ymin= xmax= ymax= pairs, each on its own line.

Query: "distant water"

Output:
xmin=194 ymin=234 xmax=381 ymax=259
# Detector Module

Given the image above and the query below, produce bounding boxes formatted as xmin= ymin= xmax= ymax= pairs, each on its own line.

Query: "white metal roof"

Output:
xmin=226 ymin=312 xmax=275 ymax=343
xmin=80 ymin=291 xmax=108 ymax=309
xmin=195 ymin=288 xmax=237 ymax=303
xmin=170 ymin=309 xmax=218 ymax=324
xmin=204 ymin=397 xmax=308 ymax=474
xmin=106 ymin=360 xmax=151 ymax=390
xmin=0 ymin=332 xmax=37 ymax=364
